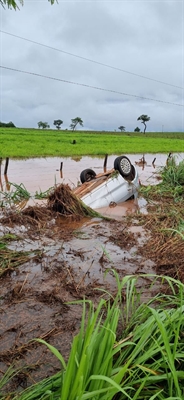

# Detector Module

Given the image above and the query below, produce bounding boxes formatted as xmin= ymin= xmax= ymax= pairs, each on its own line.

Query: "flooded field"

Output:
xmin=0 ymin=153 xmax=184 ymax=394
xmin=1 ymin=153 xmax=184 ymax=195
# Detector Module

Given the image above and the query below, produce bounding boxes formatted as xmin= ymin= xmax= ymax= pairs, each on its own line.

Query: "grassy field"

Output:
xmin=0 ymin=128 xmax=184 ymax=158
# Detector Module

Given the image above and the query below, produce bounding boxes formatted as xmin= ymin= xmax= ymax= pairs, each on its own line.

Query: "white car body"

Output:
xmin=74 ymin=166 xmax=139 ymax=209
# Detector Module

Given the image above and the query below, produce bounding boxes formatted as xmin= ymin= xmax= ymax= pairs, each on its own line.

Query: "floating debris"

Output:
xmin=47 ymin=183 xmax=101 ymax=218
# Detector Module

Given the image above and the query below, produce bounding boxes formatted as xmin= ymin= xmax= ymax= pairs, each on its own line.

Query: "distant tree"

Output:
xmin=118 ymin=126 xmax=126 ymax=132
xmin=53 ymin=119 xmax=63 ymax=130
xmin=134 ymin=126 xmax=140 ymax=132
xmin=37 ymin=121 xmax=50 ymax=129
xmin=6 ymin=121 xmax=16 ymax=127
xmin=0 ymin=0 xmax=57 ymax=10
xmin=70 ymin=117 xmax=83 ymax=131
xmin=137 ymin=115 xmax=150 ymax=134
xmin=0 ymin=121 xmax=16 ymax=127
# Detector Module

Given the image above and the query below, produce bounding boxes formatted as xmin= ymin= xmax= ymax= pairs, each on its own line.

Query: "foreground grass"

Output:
xmin=1 ymin=274 xmax=184 ymax=399
xmin=0 ymin=128 xmax=184 ymax=158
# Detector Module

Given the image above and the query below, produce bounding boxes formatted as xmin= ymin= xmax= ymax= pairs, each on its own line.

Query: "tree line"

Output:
xmin=0 ymin=115 xmax=150 ymax=132
xmin=37 ymin=117 xmax=84 ymax=130
xmin=38 ymin=114 xmax=150 ymax=132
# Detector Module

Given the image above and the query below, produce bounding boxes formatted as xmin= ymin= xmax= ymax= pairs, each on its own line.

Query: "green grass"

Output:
xmin=2 ymin=274 xmax=184 ymax=399
xmin=0 ymin=128 xmax=184 ymax=158
xmin=139 ymin=158 xmax=184 ymax=202
xmin=0 ymin=182 xmax=31 ymax=206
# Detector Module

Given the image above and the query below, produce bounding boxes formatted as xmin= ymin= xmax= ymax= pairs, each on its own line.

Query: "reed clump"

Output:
xmin=47 ymin=183 xmax=102 ymax=218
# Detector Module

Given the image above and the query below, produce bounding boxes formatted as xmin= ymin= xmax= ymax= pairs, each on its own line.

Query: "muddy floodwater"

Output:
xmin=0 ymin=153 xmax=184 ymax=394
xmin=1 ymin=153 xmax=184 ymax=194
xmin=0 ymin=153 xmax=183 ymax=217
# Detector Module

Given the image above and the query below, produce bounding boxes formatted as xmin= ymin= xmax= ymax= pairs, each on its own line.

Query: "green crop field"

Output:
xmin=0 ymin=128 xmax=184 ymax=158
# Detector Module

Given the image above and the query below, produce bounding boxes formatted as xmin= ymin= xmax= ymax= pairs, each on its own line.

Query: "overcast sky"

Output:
xmin=0 ymin=0 xmax=184 ymax=132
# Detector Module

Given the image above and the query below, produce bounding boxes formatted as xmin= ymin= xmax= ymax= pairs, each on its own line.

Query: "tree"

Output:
xmin=0 ymin=121 xmax=16 ymax=127
xmin=134 ymin=127 xmax=140 ymax=132
xmin=70 ymin=117 xmax=83 ymax=131
xmin=137 ymin=114 xmax=150 ymax=134
xmin=37 ymin=121 xmax=50 ymax=129
xmin=0 ymin=0 xmax=57 ymax=9
xmin=118 ymin=126 xmax=125 ymax=132
xmin=53 ymin=119 xmax=63 ymax=130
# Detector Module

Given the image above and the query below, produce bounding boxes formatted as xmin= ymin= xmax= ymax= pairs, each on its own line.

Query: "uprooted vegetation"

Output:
xmin=47 ymin=183 xmax=101 ymax=218
xmin=0 ymin=184 xmax=104 ymax=278
xmin=0 ymin=183 xmax=101 ymax=222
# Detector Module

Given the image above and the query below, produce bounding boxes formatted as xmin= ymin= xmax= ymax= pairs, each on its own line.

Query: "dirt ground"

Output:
xmin=0 ymin=185 xmax=184 ymax=394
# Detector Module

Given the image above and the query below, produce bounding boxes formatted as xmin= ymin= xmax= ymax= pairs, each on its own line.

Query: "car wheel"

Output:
xmin=127 ymin=165 xmax=136 ymax=181
xmin=114 ymin=156 xmax=132 ymax=177
xmin=80 ymin=169 xmax=96 ymax=183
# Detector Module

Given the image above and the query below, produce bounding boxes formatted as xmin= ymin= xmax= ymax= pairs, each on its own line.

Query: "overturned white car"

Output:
xmin=74 ymin=156 xmax=139 ymax=209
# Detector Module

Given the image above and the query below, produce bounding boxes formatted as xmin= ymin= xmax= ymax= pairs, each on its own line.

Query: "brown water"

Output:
xmin=0 ymin=153 xmax=183 ymax=217
xmin=1 ymin=153 xmax=184 ymax=194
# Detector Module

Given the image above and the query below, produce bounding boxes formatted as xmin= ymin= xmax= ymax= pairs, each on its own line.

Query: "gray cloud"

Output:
xmin=0 ymin=0 xmax=183 ymax=132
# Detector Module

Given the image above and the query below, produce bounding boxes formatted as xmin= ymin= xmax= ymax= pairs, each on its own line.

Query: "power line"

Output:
xmin=1 ymin=30 xmax=183 ymax=90
xmin=1 ymin=65 xmax=183 ymax=107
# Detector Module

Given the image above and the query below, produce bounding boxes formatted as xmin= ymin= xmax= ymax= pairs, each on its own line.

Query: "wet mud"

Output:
xmin=0 ymin=210 xmax=157 ymax=392
xmin=0 ymin=154 xmax=184 ymax=394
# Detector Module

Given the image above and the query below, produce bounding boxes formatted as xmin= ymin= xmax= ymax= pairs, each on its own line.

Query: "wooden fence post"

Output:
xmin=0 ymin=158 xmax=2 ymax=177
xmin=4 ymin=157 xmax=9 ymax=175
xmin=60 ymin=162 xmax=63 ymax=178
xmin=103 ymin=154 xmax=108 ymax=171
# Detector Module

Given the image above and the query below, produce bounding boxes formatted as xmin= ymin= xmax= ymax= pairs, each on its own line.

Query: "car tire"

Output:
xmin=114 ymin=156 xmax=132 ymax=177
xmin=114 ymin=156 xmax=122 ymax=171
xmin=80 ymin=169 xmax=96 ymax=183
xmin=127 ymin=165 xmax=136 ymax=181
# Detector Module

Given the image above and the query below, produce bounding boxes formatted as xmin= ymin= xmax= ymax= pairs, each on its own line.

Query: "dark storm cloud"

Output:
xmin=0 ymin=0 xmax=183 ymax=131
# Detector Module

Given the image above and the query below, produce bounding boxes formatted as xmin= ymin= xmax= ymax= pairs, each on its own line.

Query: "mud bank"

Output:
xmin=0 ymin=199 xmax=160 ymax=394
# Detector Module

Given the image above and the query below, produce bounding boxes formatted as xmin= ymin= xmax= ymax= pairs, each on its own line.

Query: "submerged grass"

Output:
xmin=0 ymin=246 xmax=38 ymax=277
xmin=0 ymin=235 xmax=41 ymax=277
xmin=0 ymin=182 xmax=30 ymax=207
xmin=2 ymin=274 xmax=184 ymax=399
